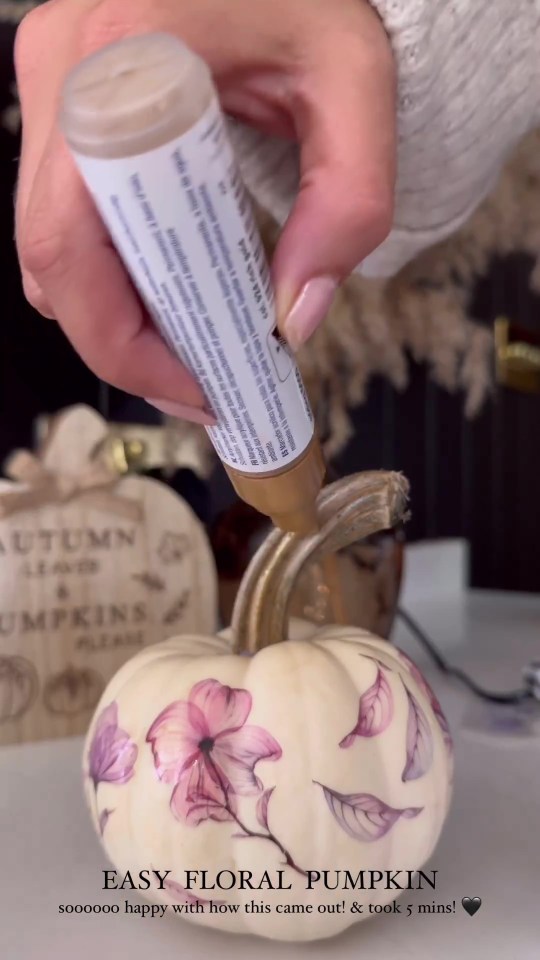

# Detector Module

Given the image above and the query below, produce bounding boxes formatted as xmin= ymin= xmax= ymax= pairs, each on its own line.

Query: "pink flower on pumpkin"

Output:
xmin=87 ymin=702 xmax=138 ymax=788
xmin=146 ymin=679 xmax=282 ymax=825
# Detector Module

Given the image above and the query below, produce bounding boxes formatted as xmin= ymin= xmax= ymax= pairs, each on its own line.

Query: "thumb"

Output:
xmin=272 ymin=24 xmax=396 ymax=350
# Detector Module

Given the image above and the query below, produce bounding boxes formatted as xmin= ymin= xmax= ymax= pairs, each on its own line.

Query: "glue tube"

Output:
xmin=60 ymin=32 xmax=325 ymax=534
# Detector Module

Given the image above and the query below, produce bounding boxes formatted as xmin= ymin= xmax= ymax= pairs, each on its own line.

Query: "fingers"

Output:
xmin=18 ymin=130 xmax=213 ymax=420
xmin=14 ymin=3 xmax=71 ymax=318
xmin=20 ymin=270 xmax=56 ymax=319
xmin=273 ymin=7 xmax=396 ymax=348
xmin=14 ymin=0 xmax=396 ymax=406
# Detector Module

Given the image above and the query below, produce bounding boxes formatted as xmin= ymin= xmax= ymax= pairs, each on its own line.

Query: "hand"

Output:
xmin=15 ymin=0 xmax=396 ymax=423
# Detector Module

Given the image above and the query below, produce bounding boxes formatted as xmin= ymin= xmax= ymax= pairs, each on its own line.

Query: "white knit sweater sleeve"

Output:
xmin=227 ymin=0 xmax=540 ymax=278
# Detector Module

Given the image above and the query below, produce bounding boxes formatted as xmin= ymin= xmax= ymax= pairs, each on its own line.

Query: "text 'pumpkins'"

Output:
xmin=83 ymin=473 xmax=453 ymax=942
xmin=0 ymin=405 xmax=217 ymax=746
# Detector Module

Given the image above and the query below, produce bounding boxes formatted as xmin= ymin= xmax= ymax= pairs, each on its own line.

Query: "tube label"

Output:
xmin=72 ymin=98 xmax=314 ymax=473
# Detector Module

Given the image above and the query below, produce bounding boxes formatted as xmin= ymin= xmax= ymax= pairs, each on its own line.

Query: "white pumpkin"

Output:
xmin=83 ymin=473 xmax=453 ymax=942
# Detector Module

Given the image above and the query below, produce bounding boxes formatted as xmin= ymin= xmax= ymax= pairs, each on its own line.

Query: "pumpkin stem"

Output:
xmin=231 ymin=471 xmax=409 ymax=653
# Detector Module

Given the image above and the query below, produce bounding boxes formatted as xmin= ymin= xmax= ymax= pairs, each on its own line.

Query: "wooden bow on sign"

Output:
xmin=0 ymin=450 xmax=143 ymax=522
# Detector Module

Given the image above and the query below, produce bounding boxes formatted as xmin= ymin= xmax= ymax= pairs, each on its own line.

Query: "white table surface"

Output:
xmin=1 ymin=585 xmax=539 ymax=960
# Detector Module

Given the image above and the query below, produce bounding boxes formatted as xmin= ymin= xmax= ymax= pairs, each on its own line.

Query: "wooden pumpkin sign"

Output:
xmin=0 ymin=405 xmax=218 ymax=746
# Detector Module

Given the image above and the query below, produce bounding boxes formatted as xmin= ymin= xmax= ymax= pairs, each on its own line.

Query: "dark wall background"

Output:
xmin=1 ymin=18 xmax=539 ymax=593
xmin=333 ymin=294 xmax=540 ymax=594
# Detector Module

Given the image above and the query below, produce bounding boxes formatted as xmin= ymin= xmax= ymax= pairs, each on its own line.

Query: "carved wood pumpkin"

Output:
xmin=83 ymin=473 xmax=453 ymax=942
xmin=0 ymin=655 xmax=38 ymax=723
xmin=43 ymin=665 xmax=104 ymax=716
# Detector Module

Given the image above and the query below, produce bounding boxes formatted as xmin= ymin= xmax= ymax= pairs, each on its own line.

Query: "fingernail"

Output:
xmin=145 ymin=398 xmax=216 ymax=426
xmin=281 ymin=277 xmax=338 ymax=352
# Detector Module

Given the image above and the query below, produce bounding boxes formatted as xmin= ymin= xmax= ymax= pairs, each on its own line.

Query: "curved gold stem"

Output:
xmin=231 ymin=471 xmax=409 ymax=654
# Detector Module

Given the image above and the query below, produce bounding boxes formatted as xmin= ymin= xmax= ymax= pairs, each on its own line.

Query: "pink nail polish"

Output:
xmin=145 ymin=398 xmax=216 ymax=426
xmin=283 ymin=277 xmax=337 ymax=351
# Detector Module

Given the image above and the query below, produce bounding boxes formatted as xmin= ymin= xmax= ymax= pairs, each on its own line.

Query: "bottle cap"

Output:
xmin=60 ymin=32 xmax=213 ymax=156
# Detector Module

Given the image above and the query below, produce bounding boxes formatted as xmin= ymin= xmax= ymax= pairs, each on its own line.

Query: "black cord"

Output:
xmin=396 ymin=606 xmax=533 ymax=705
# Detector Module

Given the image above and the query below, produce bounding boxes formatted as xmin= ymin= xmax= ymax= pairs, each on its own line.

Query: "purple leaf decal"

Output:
xmin=363 ymin=655 xmax=388 ymax=670
xmin=398 ymin=651 xmax=453 ymax=759
xmin=431 ymin=695 xmax=453 ymax=756
xmin=402 ymin=686 xmax=434 ymax=781
xmin=256 ymin=787 xmax=274 ymax=830
xmin=397 ymin=650 xmax=434 ymax=700
xmin=98 ymin=808 xmax=114 ymax=835
xmin=340 ymin=667 xmax=393 ymax=747
xmin=315 ymin=782 xmax=422 ymax=841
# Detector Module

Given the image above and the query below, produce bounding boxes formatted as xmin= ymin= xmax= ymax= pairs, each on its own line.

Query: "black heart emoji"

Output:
xmin=462 ymin=897 xmax=481 ymax=916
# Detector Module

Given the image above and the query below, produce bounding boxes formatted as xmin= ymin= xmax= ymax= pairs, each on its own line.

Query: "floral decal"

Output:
xmin=98 ymin=809 xmax=113 ymax=835
xmin=339 ymin=651 xmax=451 ymax=778
xmin=146 ymin=679 xmax=281 ymax=822
xmin=87 ymin=701 xmax=138 ymax=834
xmin=431 ymin=696 xmax=453 ymax=756
xmin=139 ymin=661 xmax=450 ymax=858
xmin=339 ymin=665 xmax=393 ymax=747
xmin=398 ymin=649 xmax=453 ymax=757
xmin=401 ymin=686 xmax=434 ymax=782
xmin=320 ymin=650 xmax=456 ymax=842
xmin=315 ymin=783 xmax=422 ymax=841
xmin=147 ymin=679 xmax=305 ymax=874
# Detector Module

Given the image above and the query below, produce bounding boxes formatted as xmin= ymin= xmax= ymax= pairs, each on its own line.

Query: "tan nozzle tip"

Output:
xmin=270 ymin=506 xmax=320 ymax=537
xmin=225 ymin=436 xmax=325 ymax=537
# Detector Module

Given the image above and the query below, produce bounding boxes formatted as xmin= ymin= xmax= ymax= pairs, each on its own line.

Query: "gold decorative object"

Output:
xmin=99 ymin=435 xmax=148 ymax=476
xmin=495 ymin=317 xmax=540 ymax=394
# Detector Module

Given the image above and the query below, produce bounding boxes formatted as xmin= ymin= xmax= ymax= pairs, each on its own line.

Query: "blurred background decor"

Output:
xmin=0 ymin=405 xmax=217 ymax=746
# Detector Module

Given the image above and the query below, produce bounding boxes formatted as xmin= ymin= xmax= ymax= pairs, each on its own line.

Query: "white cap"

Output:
xmin=61 ymin=33 xmax=214 ymax=156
